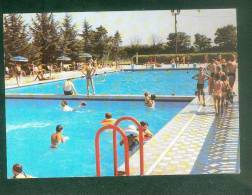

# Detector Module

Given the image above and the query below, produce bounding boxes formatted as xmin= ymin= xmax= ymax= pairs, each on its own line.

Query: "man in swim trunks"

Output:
xmin=51 ymin=125 xmax=65 ymax=148
xmin=206 ymin=59 xmax=216 ymax=76
xmin=226 ymin=54 xmax=237 ymax=93
xmin=101 ymin=113 xmax=116 ymax=126
xmin=63 ymin=79 xmax=77 ymax=95
xmin=81 ymin=63 xmax=96 ymax=96
xmin=192 ymin=67 xmax=209 ymax=106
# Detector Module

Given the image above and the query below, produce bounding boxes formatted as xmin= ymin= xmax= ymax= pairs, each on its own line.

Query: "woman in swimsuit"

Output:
xmin=213 ymin=74 xmax=223 ymax=115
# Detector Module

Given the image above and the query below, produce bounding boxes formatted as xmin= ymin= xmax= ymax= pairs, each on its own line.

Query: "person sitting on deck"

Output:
xmin=101 ymin=112 xmax=116 ymax=126
xmin=12 ymin=164 xmax=33 ymax=179
xmin=63 ymin=79 xmax=77 ymax=95
xmin=120 ymin=125 xmax=139 ymax=151
xmin=139 ymin=121 xmax=153 ymax=141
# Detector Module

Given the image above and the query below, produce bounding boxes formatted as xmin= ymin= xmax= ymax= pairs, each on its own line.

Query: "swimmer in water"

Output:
xmin=144 ymin=92 xmax=150 ymax=105
xmin=51 ymin=125 xmax=65 ymax=148
xmin=146 ymin=94 xmax=156 ymax=107
xmin=101 ymin=112 xmax=116 ymax=126
xmin=60 ymin=100 xmax=86 ymax=112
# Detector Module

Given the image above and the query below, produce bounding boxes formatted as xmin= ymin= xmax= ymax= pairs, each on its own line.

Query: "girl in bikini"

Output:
xmin=213 ymin=74 xmax=223 ymax=115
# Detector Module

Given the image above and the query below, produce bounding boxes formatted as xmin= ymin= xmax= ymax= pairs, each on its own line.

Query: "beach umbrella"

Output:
xmin=79 ymin=53 xmax=92 ymax=58
xmin=56 ymin=55 xmax=71 ymax=61
xmin=10 ymin=56 xmax=28 ymax=62
xmin=56 ymin=55 xmax=71 ymax=71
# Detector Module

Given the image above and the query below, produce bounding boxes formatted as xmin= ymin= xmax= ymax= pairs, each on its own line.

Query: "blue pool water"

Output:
xmin=6 ymin=99 xmax=187 ymax=178
xmin=6 ymin=70 xmax=197 ymax=95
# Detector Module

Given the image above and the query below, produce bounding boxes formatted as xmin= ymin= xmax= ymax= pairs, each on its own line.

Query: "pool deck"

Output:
xmin=119 ymin=82 xmax=239 ymax=175
xmin=5 ymin=67 xmax=119 ymax=89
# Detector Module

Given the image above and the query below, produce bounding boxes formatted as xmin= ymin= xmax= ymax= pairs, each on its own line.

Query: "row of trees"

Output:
xmin=3 ymin=13 xmax=237 ymax=65
xmin=4 ymin=13 xmax=122 ymax=65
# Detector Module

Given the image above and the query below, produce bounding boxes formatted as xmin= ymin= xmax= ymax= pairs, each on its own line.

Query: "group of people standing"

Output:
xmin=193 ymin=54 xmax=237 ymax=115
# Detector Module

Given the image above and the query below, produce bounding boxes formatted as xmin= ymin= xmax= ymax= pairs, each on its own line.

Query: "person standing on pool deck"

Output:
xmin=81 ymin=63 xmax=96 ymax=96
xmin=226 ymin=54 xmax=237 ymax=93
xmin=63 ymin=79 xmax=77 ymax=95
xmin=213 ymin=74 xmax=223 ymax=115
xmin=192 ymin=67 xmax=209 ymax=106
xmin=51 ymin=125 xmax=65 ymax=148
xmin=14 ymin=63 xmax=22 ymax=86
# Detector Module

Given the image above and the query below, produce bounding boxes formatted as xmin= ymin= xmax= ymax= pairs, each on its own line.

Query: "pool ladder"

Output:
xmin=95 ymin=116 xmax=144 ymax=176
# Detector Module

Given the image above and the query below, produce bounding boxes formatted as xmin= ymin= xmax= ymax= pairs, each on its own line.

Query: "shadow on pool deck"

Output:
xmin=191 ymin=98 xmax=240 ymax=174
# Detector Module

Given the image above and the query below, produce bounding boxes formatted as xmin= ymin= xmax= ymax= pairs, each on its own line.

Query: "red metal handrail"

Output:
xmin=95 ymin=124 xmax=130 ymax=176
xmin=114 ymin=116 xmax=144 ymax=176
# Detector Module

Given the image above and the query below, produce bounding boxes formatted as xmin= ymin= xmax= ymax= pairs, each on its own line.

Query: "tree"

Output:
xmin=110 ymin=31 xmax=122 ymax=61
xmin=194 ymin=33 xmax=212 ymax=52
xmin=92 ymin=25 xmax=109 ymax=60
xmin=81 ymin=19 xmax=94 ymax=54
xmin=214 ymin=25 xmax=237 ymax=51
xmin=59 ymin=14 xmax=80 ymax=61
xmin=3 ymin=14 xmax=30 ymax=64
xmin=30 ymin=13 xmax=60 ymax=64
xmin=167 ymin=32 xmax=191 ymax=52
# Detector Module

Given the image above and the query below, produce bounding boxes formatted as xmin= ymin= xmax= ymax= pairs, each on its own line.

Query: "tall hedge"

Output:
xmin=133 ymin=52 xmax=237 ymax=64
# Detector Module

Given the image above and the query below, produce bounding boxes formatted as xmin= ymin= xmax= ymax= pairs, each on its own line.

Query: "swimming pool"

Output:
xmin=6 ymin=99 xmax=187 ymax=178
xmin=6 ymin=70 xmax=197 ymax=95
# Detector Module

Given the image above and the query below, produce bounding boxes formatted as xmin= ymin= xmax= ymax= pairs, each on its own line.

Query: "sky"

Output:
xmin=17 ymin=9 xmax=236 ymax=46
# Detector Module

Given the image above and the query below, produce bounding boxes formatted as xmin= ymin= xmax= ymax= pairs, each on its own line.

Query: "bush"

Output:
xmin=133 ymin=52 xmax=237 ymax=64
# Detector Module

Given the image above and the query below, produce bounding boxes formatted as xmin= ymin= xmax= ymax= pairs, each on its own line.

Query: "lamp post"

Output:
xmin=171 ymin=9 xmax=180 ymax=68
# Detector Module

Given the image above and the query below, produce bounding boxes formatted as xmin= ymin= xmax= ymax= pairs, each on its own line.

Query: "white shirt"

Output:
xmin=63 ymin=81 xmax=74 ymax=92
xmin=13 ymin=172 xmax=33 ymax=179
xmin=62 ymin=105 xmax=74 ymax=112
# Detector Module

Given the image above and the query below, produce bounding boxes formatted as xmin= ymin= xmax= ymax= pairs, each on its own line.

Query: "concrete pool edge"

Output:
xmin=5 ymin=94 xmax=195 ymax=102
